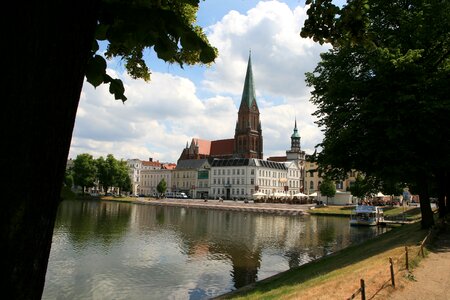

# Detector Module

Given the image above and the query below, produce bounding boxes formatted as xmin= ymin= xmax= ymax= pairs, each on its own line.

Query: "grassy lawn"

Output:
xmin=308 ymin=205 xmax=423 ymax=220
xmin=216 ymin=219 xmax=436 ymax=300
xmin=308 ymin=205 xmax=355 ymax=216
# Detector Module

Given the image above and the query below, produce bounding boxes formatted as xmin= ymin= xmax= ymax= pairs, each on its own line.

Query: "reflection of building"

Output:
xmin=178 ymin=53 xmax=263 ymax=162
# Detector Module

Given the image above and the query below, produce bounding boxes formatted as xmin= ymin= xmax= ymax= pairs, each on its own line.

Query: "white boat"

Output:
xmin=350 ymin=205 xmax=384 ymax=226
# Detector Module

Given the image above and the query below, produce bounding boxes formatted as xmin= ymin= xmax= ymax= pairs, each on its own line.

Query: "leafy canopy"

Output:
xmin=85 ymin=0 xmax=218 ymax=101
xmin=302 ymin=0 xmax=450 ymax=185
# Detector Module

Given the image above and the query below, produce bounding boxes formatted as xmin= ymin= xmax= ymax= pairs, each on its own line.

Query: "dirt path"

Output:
xmin=386 ymin=229 xmax=450 ymax=300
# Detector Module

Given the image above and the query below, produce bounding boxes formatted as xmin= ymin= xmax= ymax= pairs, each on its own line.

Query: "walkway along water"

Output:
xmin=135 ymin=198 xmax=315 ymax=216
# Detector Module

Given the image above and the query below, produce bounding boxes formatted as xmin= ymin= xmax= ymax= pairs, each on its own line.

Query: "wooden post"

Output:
xmin=405 ymin=246 xmax=409 ymax=271
xmin=389 ymin=257 xmax=395 ymax=287
xmin=360 ymin=279 xmax=366 ymax=300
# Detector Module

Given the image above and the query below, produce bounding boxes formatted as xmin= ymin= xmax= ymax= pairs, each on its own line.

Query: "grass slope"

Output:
xmin=216 ymin=220 xmax=431 ymax=299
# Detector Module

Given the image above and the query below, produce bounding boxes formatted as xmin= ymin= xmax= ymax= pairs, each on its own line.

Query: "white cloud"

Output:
xmin=69 ymin=0 xmax=327 ymax=162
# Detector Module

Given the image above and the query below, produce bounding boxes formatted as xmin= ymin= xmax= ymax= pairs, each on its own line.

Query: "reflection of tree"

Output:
xmin=56 ymin=201 xmax=384 ymax=291
xmin=55 ymin=200 xmax=131 ymax=248
xmin=229 ymin=249 xmax=261 ymax=288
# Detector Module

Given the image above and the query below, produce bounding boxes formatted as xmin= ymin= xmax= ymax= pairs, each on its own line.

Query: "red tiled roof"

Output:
xmin=162 ymin=163 xmax=177 ymax=170
xmin=193 ymin=138 xmax=212 ymax=155
xmin=211 ymin=139 xmax=234 ymax=156
xmin=142 ymin=160 xmax=161 ymax=167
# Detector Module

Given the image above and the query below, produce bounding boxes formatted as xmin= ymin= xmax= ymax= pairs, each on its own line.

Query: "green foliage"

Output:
xmin=86 ymin=0 xmax=218 ymax=102
xmin=349 ymin=174 xmax=379 ymax=199
xmin=157 ymin=178 xmax=167 ymax=195
xmin=63 ymin=169 xmax=74 ymax=188
xmin=116 ymin=160 xmax=132 ymax=193
xmin=320 ymin=178 xmax=336 ymax=199
xmin=72 ymin=154 xmax=98 ymax=195
xmin=304 ymin=0 xmax=450 ymax=185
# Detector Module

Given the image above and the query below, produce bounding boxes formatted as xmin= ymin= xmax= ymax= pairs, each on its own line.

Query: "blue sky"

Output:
xmin=69 ymin=0 xmax=339 ymax=163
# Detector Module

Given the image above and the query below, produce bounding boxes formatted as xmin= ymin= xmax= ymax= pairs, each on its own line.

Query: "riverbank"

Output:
xmin=135 ymin=198 xmax=315 ymax=215
xmin=214 ymin=214 xmax=449 ymax=299
xmin=96 ymin=195 xmax=444 ymax=299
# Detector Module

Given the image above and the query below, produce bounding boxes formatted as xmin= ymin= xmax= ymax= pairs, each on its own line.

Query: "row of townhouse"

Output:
xmin=303 ymin=160 xmax=362 ymax=196
xmin=129 ymin=157 xmax=304 ymax=200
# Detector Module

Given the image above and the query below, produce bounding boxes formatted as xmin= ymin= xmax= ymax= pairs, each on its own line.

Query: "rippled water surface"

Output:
xmin=43 ymin=200 xmax=388 ymax=299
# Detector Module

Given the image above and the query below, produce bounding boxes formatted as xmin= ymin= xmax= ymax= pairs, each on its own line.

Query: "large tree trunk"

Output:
xmin=437 ymin=170 xmax=448 ymax=218
xmin=3 ymin=2 xmax=98 ymax=299
xmin=417 ymin=177 xmax=435 ymax=229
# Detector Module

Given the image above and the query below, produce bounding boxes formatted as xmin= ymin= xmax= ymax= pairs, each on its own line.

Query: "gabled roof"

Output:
xmin=162 ymin=163 xmax=176 ymax=170
xmin=193 ymin=138 xmax=212 ymax=155
xmin=176 ymin=159 xmax=210 ymax=170
xmin=210 ymin=139 xmax=234 ymax=156
xmin=142 ymin=160 xmax=161 ymax=167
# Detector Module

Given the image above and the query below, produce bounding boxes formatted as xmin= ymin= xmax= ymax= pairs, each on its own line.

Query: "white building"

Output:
xmin=127 ymin=158 xmax=176 ymax=196
xmin=209 ymin=158 xmax=300 ymax=200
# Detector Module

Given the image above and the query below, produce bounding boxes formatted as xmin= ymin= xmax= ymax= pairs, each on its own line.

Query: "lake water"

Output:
xmin=43 ymin=200 xmax=388 ymax=299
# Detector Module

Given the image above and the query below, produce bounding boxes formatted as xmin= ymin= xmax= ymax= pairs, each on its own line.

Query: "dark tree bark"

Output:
xmin=437 ymin=170 xmax=447 ymax=218
xmin=417 ymin=177 xmax=435 ymax=229
xmin=2 ymin=1 xmax=98 ymax=299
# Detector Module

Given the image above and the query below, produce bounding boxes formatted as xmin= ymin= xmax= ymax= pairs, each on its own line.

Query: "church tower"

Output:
xmin=286 ymin=119 xmax=305 ymax=161
xmin=234 ymin=53 xmax=263 ymax=159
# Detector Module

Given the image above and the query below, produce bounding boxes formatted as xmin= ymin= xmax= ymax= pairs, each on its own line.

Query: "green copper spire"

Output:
xmin=291 ymin=118 xmax=300 ymax=138
xmin=239 ymin=51 xmax=257 ymax=109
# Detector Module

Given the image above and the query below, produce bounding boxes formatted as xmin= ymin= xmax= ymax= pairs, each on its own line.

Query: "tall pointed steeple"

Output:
xmin=290 ymin=118 xmax=301 ymax=151
xmin=239 ymin=51 xmax=258 ymax=110
xmin=286 ymin=118 xmax=305 ymax=162
xmin=234 ymin=51 xmax=263 ymax=159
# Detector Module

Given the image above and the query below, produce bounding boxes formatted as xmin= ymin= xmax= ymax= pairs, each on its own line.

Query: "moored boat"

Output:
xmin=350 ymin=205 xmax=384 ymax=226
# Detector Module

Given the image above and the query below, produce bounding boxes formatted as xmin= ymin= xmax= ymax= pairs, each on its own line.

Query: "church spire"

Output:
xmin=234 ymin=51 xmax=263 ymax=159
xmin=290 ymin=118 xmax=301 ymax=151
xmin=239 ymin=51 xmax=257 ymax=109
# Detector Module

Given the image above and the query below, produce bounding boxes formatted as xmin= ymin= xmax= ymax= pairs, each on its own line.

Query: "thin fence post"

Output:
xmin=420 ymin=243 xmax=425 ymax=257
xmin=389 ymin=257 xmax=395 ymax=287
xmin=405 ymin=246 xmax=409 ymax=271
xmin=360 ymin=279 xmax=366 ymax=300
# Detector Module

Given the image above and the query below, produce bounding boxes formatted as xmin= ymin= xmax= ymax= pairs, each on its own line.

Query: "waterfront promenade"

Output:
xmin=135 ymin=198 xmax=315 ymax=215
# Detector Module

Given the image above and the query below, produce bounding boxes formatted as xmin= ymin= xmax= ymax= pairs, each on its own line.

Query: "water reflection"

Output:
xmin=44 ymin=200 xmax=388 ymax=299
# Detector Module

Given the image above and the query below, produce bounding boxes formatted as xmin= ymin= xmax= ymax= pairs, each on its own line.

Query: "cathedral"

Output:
xmin=178 ymin=53 xmax=263 ymax=161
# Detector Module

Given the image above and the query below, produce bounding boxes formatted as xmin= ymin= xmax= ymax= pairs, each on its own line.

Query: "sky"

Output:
xmin=68 ymin=0 xmax=337 ymax=163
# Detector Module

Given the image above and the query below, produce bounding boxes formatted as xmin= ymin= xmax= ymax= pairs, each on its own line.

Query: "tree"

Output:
xmin=72 ymin=153 xmax=98 ymax=195
xmin=157 ymin=178 xmax=168 ymax=197
xmin=320 ymin=178 xmax=336 ymax=205
xmin=116 ymin=160 xmax=132 ymax=194
xmin=349 ymin=174 xmax=379 ymax=203
xmin=302 ymin=0 xmax=450 ymax=228
xmin=3 ymin=1 xmax=217 ymax=298
xmin=97 ymin=155 xmax=118 ymax=194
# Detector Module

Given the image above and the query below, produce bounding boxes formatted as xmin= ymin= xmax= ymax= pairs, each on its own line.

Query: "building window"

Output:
xmin=251 ymin=169 xmax=255 ymax=175
xmin=251 ymin=178 xmax=254 ymax=185
xmin=310 ymin=181 xmax=314 ymax=189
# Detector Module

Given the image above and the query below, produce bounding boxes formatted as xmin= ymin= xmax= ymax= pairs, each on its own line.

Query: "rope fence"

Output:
xmin=346 ymin=230 xmax=432 ymax=300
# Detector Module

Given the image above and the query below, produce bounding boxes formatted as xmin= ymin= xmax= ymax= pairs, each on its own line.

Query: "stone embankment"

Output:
xmin=135 ymin=198 xmax=314 ymax=216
